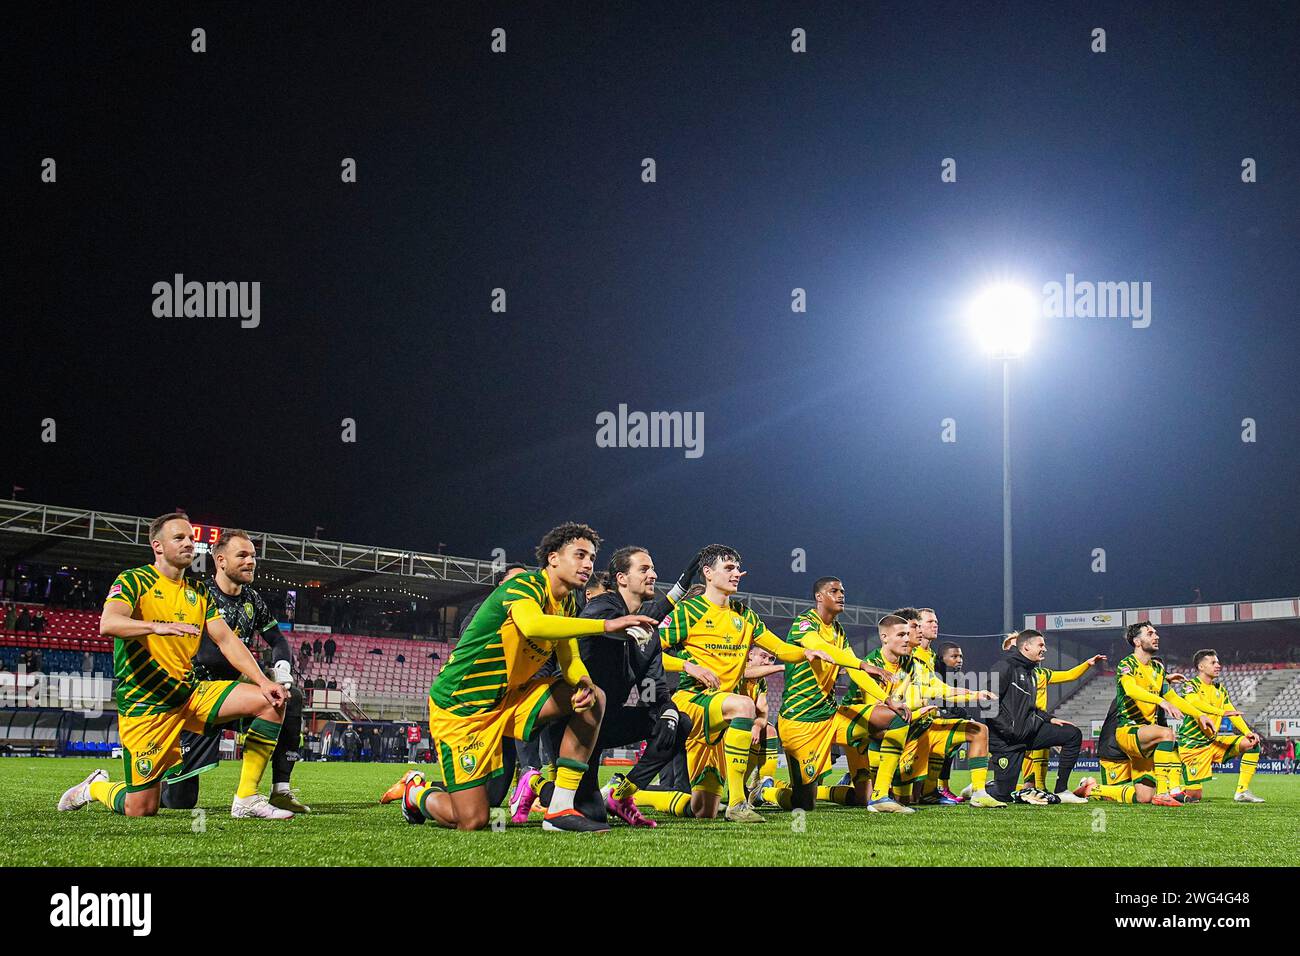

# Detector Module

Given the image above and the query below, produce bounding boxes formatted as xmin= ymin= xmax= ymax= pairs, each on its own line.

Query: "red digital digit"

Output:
xmin=209 ymin=526 xmax=219 ymax=544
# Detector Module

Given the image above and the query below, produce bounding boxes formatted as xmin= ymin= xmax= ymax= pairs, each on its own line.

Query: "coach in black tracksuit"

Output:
xmin=539 ymin=546 xmax=701 ymax=821
xmin=984 ymin=630 xmax=1083 ymax=800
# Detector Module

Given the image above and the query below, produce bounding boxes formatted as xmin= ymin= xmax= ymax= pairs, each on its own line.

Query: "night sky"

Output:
xmin=10 ymin=2 xmax=1299 ymax=636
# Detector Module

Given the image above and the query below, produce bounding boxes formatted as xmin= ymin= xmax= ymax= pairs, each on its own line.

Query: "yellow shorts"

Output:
xmin=833 ymin=703 xmax=876 ymax=783
xmin=780 ymin=715 xmax=837 ymax=785
xmin=1115 ymin=725 xmax=1156 ymax=786
xmin=1099 ymin=757 xmax=1132 ymax=786
xmin=117 ymin=679 xmax=243 ymax=792
xmin=428 ymin=678 xmax=556 ymax=792
xmin=673 ymin=689 xmax=731 ymax=794
xmin=902 ymin=718 xmax=968 ymax=783
xmin=1180 ymin=734 xmax=1246 ymax=786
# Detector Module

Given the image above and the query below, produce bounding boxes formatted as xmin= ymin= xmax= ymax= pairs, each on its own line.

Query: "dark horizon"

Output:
xmin=10 ymin=2 xmax=1300 ymax=635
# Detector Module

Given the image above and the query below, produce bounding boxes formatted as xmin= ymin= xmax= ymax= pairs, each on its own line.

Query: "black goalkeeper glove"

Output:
xmin=654 ymin=705 xmax=680 ymax=749
xmin=667 ymin=549 xmax=705 ymax=603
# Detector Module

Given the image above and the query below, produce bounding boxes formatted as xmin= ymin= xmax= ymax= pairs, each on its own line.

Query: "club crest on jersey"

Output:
xmin=804 ymin=761 xmax=816 ymax=780
xmin=184 ymin=588 xmax=197 ymax=606
xmin=731 ymin=615 xmax=743 ymax=631
xmin=243 ymin=602 xmax=254 ymax=619
xmin=459 ymin=752 xmax=476 ymax=773
xmin=135 ymin=757 xmax=153 ymax=777
xmin=997 ymin=756 xmax=1010 ymax=769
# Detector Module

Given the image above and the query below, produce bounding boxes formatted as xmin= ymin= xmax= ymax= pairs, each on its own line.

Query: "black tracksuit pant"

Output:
xmin=987 ymin=720 xmax=1083 ymax=800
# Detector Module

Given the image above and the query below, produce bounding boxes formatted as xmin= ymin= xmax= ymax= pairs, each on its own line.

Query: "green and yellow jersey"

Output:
xmin=660 ymin=594 xmax=806 ymax=695
xmin=780 ymin=609 xmax=849 ymax=722
xmin=1175 ymin=677 xmax=1250 ymax=748
xmin=848 ymin=648 xmax=913 ymax=705
xmin=1114 ymin=653 xmax=1170 ymax=726
xmin=106 ymin=565 xmax=220 ymax=716
xmin=913 ymin=644 xmax=935 ymax=672
xmin=431 ymin=568 xmax=599 ymax=716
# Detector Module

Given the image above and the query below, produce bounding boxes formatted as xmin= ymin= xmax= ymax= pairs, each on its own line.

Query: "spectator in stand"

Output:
xmin=299 ymin=639 xmax=311 ymax=659
xmin=396 ymin=653 xmax=405 ymax=664
xmin=368 ymin=647 xmax=382 ymax=655
xmin=326 ymin=678 xmax=337 ymax=689
xmin=16 ymin=607 xmax=31 ymax=632
xmin=428 ymin=651 xmax=440 ymax=662
xmin=323 ymin=637 xmax=336 ymax=663
xmin=33 ymin=611 xmax=46 ymax=634
xmin=3 ymin=604 xmax=16 ymax=631
xmin=313 ymin=637 xmax=323 ymax=659
xmin=313 ymin=677 xmax=326 ymax=690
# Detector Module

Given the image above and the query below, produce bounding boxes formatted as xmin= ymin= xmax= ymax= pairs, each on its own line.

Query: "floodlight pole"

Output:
xmin=1002 ymin=356 xmax=1013 ymax=635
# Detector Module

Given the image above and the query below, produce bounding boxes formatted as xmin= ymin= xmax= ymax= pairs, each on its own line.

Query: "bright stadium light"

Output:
xmin=968 ymin=283 xmax=1038 ymax=358
xmin=966 ymin=281 xmax=1039 ymax=634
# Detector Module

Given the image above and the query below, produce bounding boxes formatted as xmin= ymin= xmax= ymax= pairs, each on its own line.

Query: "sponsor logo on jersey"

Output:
xmin=108 ymin=584 xmax=123 ymax=598
xmin=154 ymin=590 xmax=164 ymax=599
xmin=797 ymin=620 xmax=814 ymax=631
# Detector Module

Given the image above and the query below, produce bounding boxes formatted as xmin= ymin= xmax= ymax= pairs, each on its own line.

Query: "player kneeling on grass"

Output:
xmin=982 ymin=630 xmax=1096 ymax=805
xmin=751 ymin=577 xmax=899 ymax=812
xmin=1074 ymin=621 xmax=1215 ymax=806
xmin=395 ymin=523 xmax=658 ymax=832
xmin=1173 ymin=649 xmax=1264 ymax=804
xmin=634 ymin=544 xmax=836 ymax=823
xmin=862 ymin=614 xmax=1003 ymax=812
xmin=58 ymin=513 xmax=290 ymax=820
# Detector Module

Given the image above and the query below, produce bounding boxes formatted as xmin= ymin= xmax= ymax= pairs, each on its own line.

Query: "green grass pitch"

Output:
xmin=6 ymin=757 xmax=1296 ymax=866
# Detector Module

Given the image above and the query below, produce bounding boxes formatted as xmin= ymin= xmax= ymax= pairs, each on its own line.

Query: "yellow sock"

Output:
xmin=528 ymin=771 xmax=546 ymax=797
xmin=816 ymin=785 xmax=854 ymax=805
xmin=1153 ymin=741 xmax=1179 ymax=795
xmin=632 ymin=790 xmax=693 ymax=816
xmin=1033 ymin=755 xmax=1049 ymax=790
xmin=237 ymin=717 xmax=281 ymax=798
xmin=611 ymin=775 xmax=638 ymax=800
xmin=89 ymin=779 xmax=127 ymax=813
xmin=870 ymin=717 xmax=908 ymax=802
xmin=724 ymin=719 xmax=756 ymax=804
xmin=541 ymin=763 xmax=556 ymax=783
xmin=1092 ymin=783 xmax=1137 ymax=803
xmin=1236 ymin=750 xmax=1259 ymax=793
xmin=760 ymin=753 xmax=779 ymax=779
xmin=762 ymin=785 xmax=794 ymax=810
xmin=968 ymin=756 xmax=989 ymax=792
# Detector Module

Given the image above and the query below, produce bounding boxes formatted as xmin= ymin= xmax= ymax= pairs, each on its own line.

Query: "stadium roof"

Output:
xmin=0 ymin=500 xmax=892 ymax=624
xmin=1024 ymin=599 xmax=1300 ymax=647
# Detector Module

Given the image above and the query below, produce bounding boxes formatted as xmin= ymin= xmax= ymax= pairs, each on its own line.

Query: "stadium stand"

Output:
xmin=1054 ymin=664 xmax=1300 ymax=735
xmin=299 ymin=634 xmax=450 ymax=705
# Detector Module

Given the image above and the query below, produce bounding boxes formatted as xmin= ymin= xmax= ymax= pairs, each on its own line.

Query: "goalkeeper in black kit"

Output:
xmin=522 ymin=546 xmax=702 ymax=826
xmin=161 ymin=529 xmax=309 ymax=816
